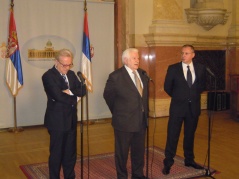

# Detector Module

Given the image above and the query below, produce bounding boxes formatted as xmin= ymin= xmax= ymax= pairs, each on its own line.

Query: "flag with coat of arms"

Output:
xmin=5 ymin=6 xmax=23 ymax=96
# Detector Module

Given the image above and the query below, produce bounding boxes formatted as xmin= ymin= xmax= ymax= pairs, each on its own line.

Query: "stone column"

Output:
xmin=144 ymin=0 xmax=192 ymax=117
xmin=115 ymin=0 xmax=132 ymax=68
xmin=227 ymin=0 xmax=239 ymax=74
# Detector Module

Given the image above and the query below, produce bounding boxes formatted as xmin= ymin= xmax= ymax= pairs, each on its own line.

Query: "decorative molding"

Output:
xmin=185 ymin=8 xmax=230 ymax=31
xmin=144 ymin=33 xmax=229 ymax=47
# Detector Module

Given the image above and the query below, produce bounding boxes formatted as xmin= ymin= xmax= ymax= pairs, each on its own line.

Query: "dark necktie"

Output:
xmin=62 ymin=74 xmax=69 ymax=89
xmin=187 ymin=65 xmax=192 ymax=88
xmin=133 ymin=71 xmax=143 ymax=96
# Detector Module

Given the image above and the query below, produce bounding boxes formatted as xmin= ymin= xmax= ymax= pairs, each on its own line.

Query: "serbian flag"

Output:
xmin=5 ymin=8 xmax=23 ymax=96
xmin=81 ymin=11 xmax=93 ymax=92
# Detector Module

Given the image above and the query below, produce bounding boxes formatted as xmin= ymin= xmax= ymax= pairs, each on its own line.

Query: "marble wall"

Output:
xmin=115 ymin=0 xmax=239 ymax=117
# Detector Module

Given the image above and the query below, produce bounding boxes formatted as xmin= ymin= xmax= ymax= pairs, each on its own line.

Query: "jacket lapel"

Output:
xmin=51 ymin=66 xmax=68 ymax=89
xmin=177 ymin=62 xmax=188 ymax=86
xmin=122 ymin=66 xmax=140 ymax=94
xmin=193 ymin=62 xmax=199 ymax=84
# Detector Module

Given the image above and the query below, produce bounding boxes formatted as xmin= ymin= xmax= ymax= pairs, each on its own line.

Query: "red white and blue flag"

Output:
xmin=6 ymin=8 xmax=23 ymax=96
xmin=81 ymin=10 xmax=93 ymax=92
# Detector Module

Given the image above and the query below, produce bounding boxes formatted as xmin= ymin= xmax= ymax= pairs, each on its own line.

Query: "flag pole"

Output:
xmin=8 ymin=96 xmax=24 ymax=133
xmin=84 ymin=0 xmax=87 ymax=11
xmin=83 ymin=2 xmax=91 ymax=178
xmin=79 ymin=2 xmax=87 ymax=178
xmin=7 ymin=0 xmax=24 ymax=133
xmin=80 ymin=0 xmax=93 ymax=177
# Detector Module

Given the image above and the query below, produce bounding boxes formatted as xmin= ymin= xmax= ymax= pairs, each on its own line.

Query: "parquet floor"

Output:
xmin=0 ymin=110 xmax=238 ymax=179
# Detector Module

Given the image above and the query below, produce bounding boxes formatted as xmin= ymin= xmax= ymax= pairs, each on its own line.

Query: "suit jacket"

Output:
xmin=164 ymin=61 xmax=206 ymax=117
xmin=103 ymin=66 xmax=149 ymax=132
xmin=42 ymin=66 xmax=86 ymax=131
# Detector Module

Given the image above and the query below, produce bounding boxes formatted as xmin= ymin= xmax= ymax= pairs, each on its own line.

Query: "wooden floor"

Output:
xmin=0 ymin=110 xmax=238 ymax=179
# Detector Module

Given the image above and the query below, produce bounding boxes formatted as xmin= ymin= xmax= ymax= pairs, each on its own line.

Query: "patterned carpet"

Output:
xmin=20 ymin=147 xmax=217 ymax=179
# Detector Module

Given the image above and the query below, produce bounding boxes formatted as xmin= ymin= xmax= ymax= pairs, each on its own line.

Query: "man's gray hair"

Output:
xmin=122 ymin=48 xmax=138 ymax=65
xmin=55 ymin=49 xmax=74 ymax=61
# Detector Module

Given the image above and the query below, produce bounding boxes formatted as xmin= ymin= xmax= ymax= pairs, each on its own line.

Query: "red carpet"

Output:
xmin=20 ymin=147 xmax=217 ymax=179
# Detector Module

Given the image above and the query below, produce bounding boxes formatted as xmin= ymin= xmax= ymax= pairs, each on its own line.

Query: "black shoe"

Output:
xmin=162 ymin=166 xmax=171 ymax=175
xmin=185 ymin=161 xmax=204 ymax=169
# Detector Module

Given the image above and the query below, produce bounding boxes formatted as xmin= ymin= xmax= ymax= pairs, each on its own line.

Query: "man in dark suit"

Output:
xmin=162 ymin=44 xmax=206 ymax=175
xmin=103 ymin=48 xmax=149 ymax=179
xmin=42 ymin=49 xmax=86 ymax=179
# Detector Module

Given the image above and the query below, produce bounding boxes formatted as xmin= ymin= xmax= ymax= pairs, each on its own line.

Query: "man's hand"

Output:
xmin=62 ymin=89 xmax=70 ymax=95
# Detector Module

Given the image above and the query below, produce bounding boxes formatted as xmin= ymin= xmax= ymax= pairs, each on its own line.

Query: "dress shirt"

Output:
xmin=124 ymin=65 xmax=143 ymax=88
xmin=182 ymin=62 xmax=195 ymax=84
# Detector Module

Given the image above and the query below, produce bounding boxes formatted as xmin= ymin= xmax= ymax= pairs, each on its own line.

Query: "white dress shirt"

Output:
xmin=182 ymin=62 xmax=195 ymax=84
xmin=124 ymin=65 xmax=143 ymax=88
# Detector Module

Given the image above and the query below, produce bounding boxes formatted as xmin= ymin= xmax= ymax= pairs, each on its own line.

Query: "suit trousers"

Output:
xmin=48 ymin=128 xmax=77 ymax=179
xmin=164 ymin=103 xmax=199 ymax=167
xmin=114 ymin=128 xmax=146 ymax=179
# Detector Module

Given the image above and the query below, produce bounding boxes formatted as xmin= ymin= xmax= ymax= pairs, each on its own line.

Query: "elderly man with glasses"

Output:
xmin=42 ymin=48 xmax=86 ymax=179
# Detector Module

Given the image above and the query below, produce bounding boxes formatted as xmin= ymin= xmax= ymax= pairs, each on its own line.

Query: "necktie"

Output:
xmin=187 ymin=65 xmax=192 ymax=88
xmin=133 ymin=71 xmax=143 ymax=96
xmin=62 ymin=74 xmax=69 ymax=89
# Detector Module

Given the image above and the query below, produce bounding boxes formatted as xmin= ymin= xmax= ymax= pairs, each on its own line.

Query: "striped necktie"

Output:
xmin=62 ymin=74 xmax=69 ymax=89
xmin=133 ymin=71 xmax=143 ymax=96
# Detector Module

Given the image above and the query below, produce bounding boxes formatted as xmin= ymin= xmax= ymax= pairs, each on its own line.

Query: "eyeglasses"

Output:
xmin=181 ymin=52 xmax=194 ymax=55
xmin=57 ymin=60 xmax=73 ymax=68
